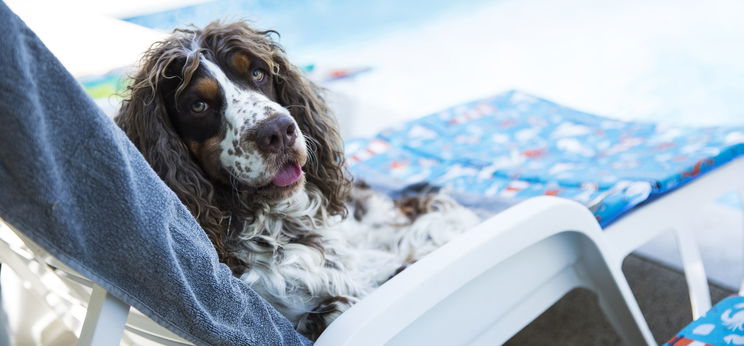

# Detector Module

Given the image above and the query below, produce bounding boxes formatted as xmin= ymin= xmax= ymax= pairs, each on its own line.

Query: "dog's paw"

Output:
xmin=296 ymin=295 xmax=359 ymax=340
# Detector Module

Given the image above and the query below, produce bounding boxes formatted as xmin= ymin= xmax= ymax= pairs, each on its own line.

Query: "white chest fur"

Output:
xmin=233 ymin=185 xmax=480 ymax=328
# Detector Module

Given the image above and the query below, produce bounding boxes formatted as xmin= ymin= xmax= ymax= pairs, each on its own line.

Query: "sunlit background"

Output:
xmin=8 ymin=0 xmax=744 ymax=133
xmin=3 ymin=0 xmax=744 ymax=343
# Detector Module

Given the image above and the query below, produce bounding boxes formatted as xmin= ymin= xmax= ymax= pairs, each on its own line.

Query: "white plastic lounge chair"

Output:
xmin=1 ymin=196 xmax=658 ymax=345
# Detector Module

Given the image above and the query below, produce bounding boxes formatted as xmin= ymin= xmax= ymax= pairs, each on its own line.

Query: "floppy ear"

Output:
xmin=272 ymin=54 xmax=352 ymax=217
xmin=114 ymin=46 xmax=233 ymax=262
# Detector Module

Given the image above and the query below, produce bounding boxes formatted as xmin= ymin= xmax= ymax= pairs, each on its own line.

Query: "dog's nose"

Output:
xmin=255 ymin=114 xmax=297 ymax=153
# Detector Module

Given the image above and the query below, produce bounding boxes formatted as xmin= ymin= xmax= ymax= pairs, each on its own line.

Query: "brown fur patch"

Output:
xmin=187 ymin=137 xmax=224 ymax=181
xmin=394 ymin=183 xmax=443 ymax=222
xmin=193 ymin=77 xmax=219 ymax=101
xmin=230 ymin=53 xmax=252 ymax=74
xmin=396 ymin=195 xmax=438 ymax=223
xmin=300 ymin=296 xmax=353 ymax=340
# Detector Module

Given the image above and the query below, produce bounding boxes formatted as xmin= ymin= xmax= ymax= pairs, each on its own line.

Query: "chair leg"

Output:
xmin=579 ymin=245 xmax=656 ymax=346
xmin=77 ymin=285 xmax=130 ymax=346
xmin=674 ymin=225 xmax=712 ymax=318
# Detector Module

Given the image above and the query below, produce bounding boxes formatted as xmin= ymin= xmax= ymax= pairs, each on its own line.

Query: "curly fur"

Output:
xmin=116 ymin=21 xmax=479 ymax=339
xmin=116 ymin=22 xmax=349 ymax=266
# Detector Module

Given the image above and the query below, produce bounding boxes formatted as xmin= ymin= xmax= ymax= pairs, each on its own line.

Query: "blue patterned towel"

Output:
xmin=665 ymin=296 xmax=744 ymax=346
xmin=346 ymin=90 xmax=744 ymax=226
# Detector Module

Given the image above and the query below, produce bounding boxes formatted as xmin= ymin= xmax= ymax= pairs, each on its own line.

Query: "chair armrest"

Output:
xmin=316 ymin=196 xmax=604 ymax=345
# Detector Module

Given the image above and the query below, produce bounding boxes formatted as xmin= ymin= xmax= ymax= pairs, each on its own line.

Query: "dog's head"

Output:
xmin=116 ymin=21 xmax=351 ymax=254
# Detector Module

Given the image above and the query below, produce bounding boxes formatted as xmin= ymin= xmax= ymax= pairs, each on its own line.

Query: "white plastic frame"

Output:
xmin=603 ymin=157 xmax=744 ymax=318
xmin=316 ymin=196 xmax=655 ymax=345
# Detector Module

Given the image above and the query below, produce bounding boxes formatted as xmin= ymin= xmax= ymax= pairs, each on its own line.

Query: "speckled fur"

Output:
xmin=228 ymin=183 xmax=479 ymax=338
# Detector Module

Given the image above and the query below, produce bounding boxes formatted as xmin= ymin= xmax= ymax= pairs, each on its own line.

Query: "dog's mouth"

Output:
xmin=220 ymin=148 xmax=308 ymax=196
xmin=249 ymin=161 xmax=304 ymax=195
xmin=272 ymin=162 xmax=303 ymax=187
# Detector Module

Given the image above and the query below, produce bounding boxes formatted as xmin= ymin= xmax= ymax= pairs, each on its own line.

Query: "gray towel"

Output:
xmin=0 ymin=3 xmax=311 ymax=345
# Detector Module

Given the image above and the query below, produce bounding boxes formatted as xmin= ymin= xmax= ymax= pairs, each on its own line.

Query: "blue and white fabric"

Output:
xmin=346 ymin=90 xmax=744 ymax=226
xmin=665 ymin=296 xmax=744 ymax=346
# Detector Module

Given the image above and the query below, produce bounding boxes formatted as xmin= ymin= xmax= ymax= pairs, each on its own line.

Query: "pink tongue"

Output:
xmin=272 ymin=163 xmax=302 ymax=187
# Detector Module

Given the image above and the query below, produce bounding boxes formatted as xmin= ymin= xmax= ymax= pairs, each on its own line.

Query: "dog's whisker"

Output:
xmin=304 ymin=135 xmax=320 ymax=164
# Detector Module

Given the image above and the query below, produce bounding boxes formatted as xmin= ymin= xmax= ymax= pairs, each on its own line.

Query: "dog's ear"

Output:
xmin=115 ymin=43 xmax=231 ymax=260
xmin=271 ymin=53 xmax=351 ymax=217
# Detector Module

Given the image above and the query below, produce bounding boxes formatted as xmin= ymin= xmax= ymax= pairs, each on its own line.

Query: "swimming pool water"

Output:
xmin=125 ymin=0 xmax=744 ymax=129
xmin=125 ymin=0 xmax=497 ymax=56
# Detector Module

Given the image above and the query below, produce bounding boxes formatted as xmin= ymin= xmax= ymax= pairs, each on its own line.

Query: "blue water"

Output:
xmin=124 ymin=1 xmax=744 ymax=128
xmin=125 ymin=0 xmax=496 ymax=56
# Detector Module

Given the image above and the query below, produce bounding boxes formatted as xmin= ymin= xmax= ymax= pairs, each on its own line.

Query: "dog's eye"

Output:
xmin=191 ymin=101 xmax=208 ymax=113
xmin=251 ymin=68 xmax=266 ymax=83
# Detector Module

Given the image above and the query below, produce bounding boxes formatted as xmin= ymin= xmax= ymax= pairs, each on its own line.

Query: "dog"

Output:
xmin=115 ymin=21 xmax=478 ymax=339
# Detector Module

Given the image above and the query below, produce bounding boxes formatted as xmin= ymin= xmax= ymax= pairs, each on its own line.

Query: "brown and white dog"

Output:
xmin=116 ymin=21 xmax=478 ymax=339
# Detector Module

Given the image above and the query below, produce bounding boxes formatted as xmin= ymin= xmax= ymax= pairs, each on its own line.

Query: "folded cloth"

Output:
xmin=0 ymin=3 xmax=310 ymax=345
xmin=347 ymin=90 xmax=744 ymax=225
